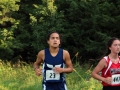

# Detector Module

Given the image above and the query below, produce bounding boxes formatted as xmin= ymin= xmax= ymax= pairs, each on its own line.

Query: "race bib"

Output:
xmin=46 ymin=70 xmax=60 ymax=80
xmin=112 ymin=74 xmax=120 ymax=85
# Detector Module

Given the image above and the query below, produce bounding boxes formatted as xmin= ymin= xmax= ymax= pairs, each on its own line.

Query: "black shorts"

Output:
xmin=103 ymin=86 xmax=120 ymax=90
xmin=42 ymin=82 xmax=67 ymax=90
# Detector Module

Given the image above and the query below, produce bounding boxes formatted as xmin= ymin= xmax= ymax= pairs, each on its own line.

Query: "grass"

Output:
xmin=0 ymin=60 xmax=102 ymax=90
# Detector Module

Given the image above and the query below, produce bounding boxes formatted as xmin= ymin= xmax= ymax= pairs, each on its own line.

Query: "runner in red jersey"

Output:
xmin=91 ymin=37 xmax=120 ymax=90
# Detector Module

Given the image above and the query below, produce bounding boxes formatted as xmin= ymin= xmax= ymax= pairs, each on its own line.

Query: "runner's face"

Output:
xmin=47 ymin=33 xmax=60 ymax=48
xmin=109 ymin=40 xmax=120 ymax=54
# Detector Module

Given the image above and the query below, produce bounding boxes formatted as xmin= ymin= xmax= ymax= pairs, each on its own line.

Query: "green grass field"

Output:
xmin=0 ymin=60 xmax=102 ymax=90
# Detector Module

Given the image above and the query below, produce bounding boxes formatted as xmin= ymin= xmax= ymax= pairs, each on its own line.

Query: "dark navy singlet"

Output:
xmin=42 ymin=48 xmax=65 ymax=83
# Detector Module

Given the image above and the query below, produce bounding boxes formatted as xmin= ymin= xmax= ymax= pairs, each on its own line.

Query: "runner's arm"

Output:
xmin=91 ymin=58 xmax=107 ymax=81
xmin=63 ymin=50 xmax=73 ymax=73
xmin=33 ymin=50 xmax=44 ymax=70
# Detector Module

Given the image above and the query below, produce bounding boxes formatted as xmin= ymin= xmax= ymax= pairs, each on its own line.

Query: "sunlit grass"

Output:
xmin=0 ymin=59 xmax=102 ymax=90
xmin=0 ymin=60 xmax=42 ymax=90
xmin=67 ymin=66 xmax=102 ymax=90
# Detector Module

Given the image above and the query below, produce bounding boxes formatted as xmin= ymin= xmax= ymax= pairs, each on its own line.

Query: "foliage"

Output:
xmin=0 ymin=0 xmax=120 ymax=63
xmin=55 ymin=0 xmax=120 ymax=62
xmin=0 ymin=0 xmax=20 ymax=60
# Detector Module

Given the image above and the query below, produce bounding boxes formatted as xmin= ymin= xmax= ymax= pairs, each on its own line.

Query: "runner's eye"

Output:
xmin=56 ymin=37 xmax=59 ymax=40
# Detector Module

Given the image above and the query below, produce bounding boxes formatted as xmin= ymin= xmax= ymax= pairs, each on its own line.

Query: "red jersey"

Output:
xmin=102 ymin=56 xmax=120 ymax=86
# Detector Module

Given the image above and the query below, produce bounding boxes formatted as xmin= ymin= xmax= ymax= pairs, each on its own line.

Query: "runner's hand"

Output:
xmin=53 ymin=67 xmax=64 ymax=74
xmin=35 ymin=68 xmax=42 ymax=76
xmin=103 ymin=77 xmax=112 ymax=85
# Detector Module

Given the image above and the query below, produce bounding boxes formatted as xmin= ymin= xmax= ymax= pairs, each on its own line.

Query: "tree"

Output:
xmin=0 ymin=0 xmax=20 ymax=60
